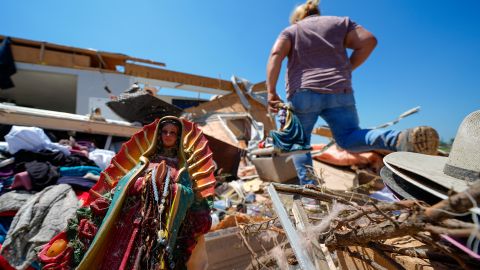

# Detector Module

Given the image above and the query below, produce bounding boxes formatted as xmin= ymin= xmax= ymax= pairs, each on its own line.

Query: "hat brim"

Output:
xmin=384 ymin=160 xmax=449 ymax=200
xmin=384 ymin=152 xmax=469 ymax=193
xmin=384 ymin=160 xmax=480 ymax=216
xmin=380 ymin=166 xmax=441 ymax=205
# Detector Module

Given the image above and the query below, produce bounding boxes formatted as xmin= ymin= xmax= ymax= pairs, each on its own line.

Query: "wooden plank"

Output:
xmin=44 ymin=49 xmax=91 ymax=68
xmin=292 ymin=200 xmax=309 ymax=231
xmin=312 ymin=160 xmax=356 ymax=190
xmin=1 ymin=35 xmax=165 ymax=69
xmin=337 ymin=243 xmax=450 ymax=270
xmin=0 ymin=104 xmax=140 ymax=137
xmin=251 ymin=81 xmax=266 ymax=92
xmin=196 ymin=120 xmax=239 ymax=148
xmin=205 ymin=227 xmax=280 ymax=270
xmin=10 ymin=45 xmax=40 ymax=63
xmin=125 ymin=63 xmax=235 ymax=92
xmin=312 ymin=126 xmax=333 ymax=138
xmin=184 ymin=93 xmax=276 ymax=133
xmin=12 ymin=45 xmax=91 ymax=68
xmin=126 ymin=57 xmax=166 ymax=67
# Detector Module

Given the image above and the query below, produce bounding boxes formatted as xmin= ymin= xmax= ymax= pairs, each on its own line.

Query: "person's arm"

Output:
xmin=345 ymin=26 xmax=377 ymax=71
xmin=266 ymin=37 xmax=291 ymax=113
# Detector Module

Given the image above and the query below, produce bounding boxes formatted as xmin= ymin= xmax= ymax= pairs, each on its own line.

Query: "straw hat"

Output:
xmin=380 ymin=166 xmax=442 ymax=205
xmin=384 ymin=110 xmax=480 ymax=194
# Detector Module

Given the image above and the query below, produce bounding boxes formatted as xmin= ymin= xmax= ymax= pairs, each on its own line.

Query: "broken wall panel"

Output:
xmin=205 ymin=227 xmax=280 ymax=270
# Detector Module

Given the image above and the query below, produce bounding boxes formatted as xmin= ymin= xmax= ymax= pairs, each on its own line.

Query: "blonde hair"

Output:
xmin=290 ymin=0 xmax=321 ymax=24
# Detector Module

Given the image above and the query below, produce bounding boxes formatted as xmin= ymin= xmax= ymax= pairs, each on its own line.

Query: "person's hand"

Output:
xmin=268 ymin=92 xmax=283 ymax=114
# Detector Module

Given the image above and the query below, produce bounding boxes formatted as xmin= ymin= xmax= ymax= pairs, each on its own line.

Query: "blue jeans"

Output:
xmin=289 ymin=89 xmax=400 ymax=185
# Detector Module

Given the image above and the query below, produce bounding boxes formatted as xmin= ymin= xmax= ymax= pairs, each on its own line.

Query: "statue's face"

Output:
xmin=161 ymin=123 xmax=179 ymax=148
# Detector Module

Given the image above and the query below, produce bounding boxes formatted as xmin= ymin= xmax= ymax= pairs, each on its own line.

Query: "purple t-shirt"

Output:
xmin=278 ymin=15 xmax=359 ymax=99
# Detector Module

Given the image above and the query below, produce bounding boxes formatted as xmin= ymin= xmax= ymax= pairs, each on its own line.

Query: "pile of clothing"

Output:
xmin=0 ymin=126 xmax=116 ymax=269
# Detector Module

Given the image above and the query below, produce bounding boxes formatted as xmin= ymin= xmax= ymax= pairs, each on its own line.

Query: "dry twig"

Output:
xmin=235 ymin=217 xmax=268 ymax=270
xmin=267 ymin=181 xmax=480 ymax=269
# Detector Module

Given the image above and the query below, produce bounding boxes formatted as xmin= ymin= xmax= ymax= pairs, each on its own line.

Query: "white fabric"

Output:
xmin=5 ymin=126 xmax=70 ymax=155
xmin=248 ymin=119 xmax=265 ymax=151
xmin=370 ymin=187 xmax=397 ymax=202
xmin=50 ymin=143 xmax=71 ymax=155
xmin=0 ymin=141 xmax=8 ymax=152
xmin=88 ymin=149 xmax=115 ymax=170
xmin=231 ymin=75 xmax=252 ymax=111
xmin=0 ymin=191 xmax=34 ymax=213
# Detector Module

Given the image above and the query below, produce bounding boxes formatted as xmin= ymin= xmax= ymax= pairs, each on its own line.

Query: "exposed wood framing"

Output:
xmin=312 ymin=126 xmax=333 ymax=138
xmin=1 ymin=35 xmax=265 ymax=94
xmin=125 ymin=63 xmax=234 ymax=92
xmin=184 ymin=93 xmax=276 ymax=134
xmin=251 ymin=81 xmax=266 ymax=92
xmin=11 ymin=44 xmax=91 ymax=69
xmin=0 ymin=35 xmax=165 ymax=70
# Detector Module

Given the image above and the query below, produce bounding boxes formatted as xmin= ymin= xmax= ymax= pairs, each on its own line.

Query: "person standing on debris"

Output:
xmin=266 ymin=0 xmax=439 ymax=187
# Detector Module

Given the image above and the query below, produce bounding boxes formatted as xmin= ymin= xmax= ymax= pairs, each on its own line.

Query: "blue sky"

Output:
xmin=3 ymin=0 xmax=479 ymax=143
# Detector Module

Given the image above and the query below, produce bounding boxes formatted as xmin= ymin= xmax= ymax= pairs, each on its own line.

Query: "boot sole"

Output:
xmin=409 ymin=126 xmax=439 ymax=155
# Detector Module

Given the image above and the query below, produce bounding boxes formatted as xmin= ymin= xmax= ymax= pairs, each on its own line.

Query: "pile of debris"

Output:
xmin=0 ymin=76 xmax=478 ymax=270
xmin=208 ymin=111 xmax=480 ymax=270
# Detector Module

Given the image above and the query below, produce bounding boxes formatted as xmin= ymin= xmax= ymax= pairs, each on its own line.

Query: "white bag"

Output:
xmin=88 ymin=149 xmax=115 ymax=170
xmin=5 ymin=126 xmax=70 ymax=155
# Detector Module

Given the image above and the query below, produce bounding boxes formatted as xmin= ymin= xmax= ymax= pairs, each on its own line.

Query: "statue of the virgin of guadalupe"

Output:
xmin=38 ymin=116 xmax=216 ymax=270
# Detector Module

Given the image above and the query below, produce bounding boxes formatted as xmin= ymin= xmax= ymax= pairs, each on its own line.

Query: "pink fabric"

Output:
xmin=119 ymin=218 xmax=141 ymax=269
xmin=312 ymin=143 xmax=384 ymax=172
xmin=11 ymin=171 xmax=33 ymax=190
xmin=99 ymin=201 xmax=142 ymax=270
xmin=69 ymin=149 xmax=89 ymax=157
xmin=441 ymin=234 xmax=480 ymax=260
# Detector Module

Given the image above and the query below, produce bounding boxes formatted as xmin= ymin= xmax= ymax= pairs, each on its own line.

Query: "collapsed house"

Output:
xmin=0 ymin=35 xmax=272 ymax=178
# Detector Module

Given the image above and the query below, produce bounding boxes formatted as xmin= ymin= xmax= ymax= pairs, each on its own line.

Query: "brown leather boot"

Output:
xmin=395 ymin=126 xmax=439 ymax=155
